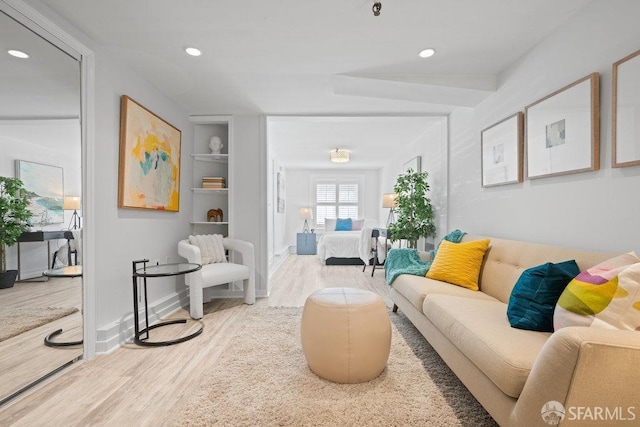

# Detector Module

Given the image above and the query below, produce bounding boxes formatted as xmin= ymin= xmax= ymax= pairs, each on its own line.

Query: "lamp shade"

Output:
xmin=330 ymin=149 xmax=350 ymax=163
xmin=382 ymin=193 xmax=398 ymax=208
xmin=299 ymin=207 xmax=313 ymax=220
xmin=63 ymin=196 xmax=81 ymax=210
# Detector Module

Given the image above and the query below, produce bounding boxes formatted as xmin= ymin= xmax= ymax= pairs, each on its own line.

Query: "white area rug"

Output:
xmin=0 ymin=306 xmax=79 ymax=342
xmin=174 ymin=306 xmax=497 ymax=426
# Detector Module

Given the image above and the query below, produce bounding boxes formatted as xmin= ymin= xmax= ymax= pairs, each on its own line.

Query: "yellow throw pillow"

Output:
xmin=426 ymin=239 xmax=491 ymax=291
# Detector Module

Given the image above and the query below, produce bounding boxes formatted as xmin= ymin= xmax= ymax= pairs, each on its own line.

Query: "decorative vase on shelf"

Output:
xmin=209 ymin=137 xmax=223 ymax=155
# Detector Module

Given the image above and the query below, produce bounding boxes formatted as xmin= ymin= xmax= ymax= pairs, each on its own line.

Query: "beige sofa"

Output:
xmin=390 ymin=235 xmax=640 ymax=426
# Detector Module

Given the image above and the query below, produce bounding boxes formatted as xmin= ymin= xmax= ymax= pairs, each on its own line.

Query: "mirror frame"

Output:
xmin=612 ymin=49 xmax=640 ymax=168
xmin=0 ymin=0 xmax=95 ymax=358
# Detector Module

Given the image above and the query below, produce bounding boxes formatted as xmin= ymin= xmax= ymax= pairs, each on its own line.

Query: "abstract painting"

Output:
xmin=118 ymin=95 xmax=181 ymax=211
xmin=16 ymin=160 xmax=64 ymax=225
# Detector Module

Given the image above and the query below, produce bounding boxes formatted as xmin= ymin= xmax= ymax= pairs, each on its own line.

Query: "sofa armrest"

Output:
xmin=511 ymin=326 xmax=640 ymax=425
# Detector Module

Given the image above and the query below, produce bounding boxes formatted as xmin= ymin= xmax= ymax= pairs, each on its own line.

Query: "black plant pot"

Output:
xmin=0 ymin=270 xmax=18 ymax=289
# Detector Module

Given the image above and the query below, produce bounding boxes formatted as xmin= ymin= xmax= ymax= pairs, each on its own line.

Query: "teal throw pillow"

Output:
xmin=335 ymin=218 xmax=352 ymax=231
xmin=507 ymin=260 xmax=580 ymax=332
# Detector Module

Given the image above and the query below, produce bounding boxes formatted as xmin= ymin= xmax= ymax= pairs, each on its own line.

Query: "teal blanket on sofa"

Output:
xmin=385 ymin=229 xmax=466 ymax=285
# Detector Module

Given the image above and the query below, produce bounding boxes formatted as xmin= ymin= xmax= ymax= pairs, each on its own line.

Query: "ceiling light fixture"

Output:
xmin=330 ymin=149 xmax=350 ymax=163
xmin=8 ymin=49 xmax=29 ymax=59
xmin=185 ymin=47 xmax=202 ymax=57
xmin=418 ymin=48 xmax=436 ymax=58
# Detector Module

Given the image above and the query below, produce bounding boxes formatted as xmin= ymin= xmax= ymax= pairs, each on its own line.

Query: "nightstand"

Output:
xmin=297 ymin=232 xmax=317 ymax=255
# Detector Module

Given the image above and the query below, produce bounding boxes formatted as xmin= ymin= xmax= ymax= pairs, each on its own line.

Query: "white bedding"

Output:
xmin=317 ymin=228 xmax=387 ymax=264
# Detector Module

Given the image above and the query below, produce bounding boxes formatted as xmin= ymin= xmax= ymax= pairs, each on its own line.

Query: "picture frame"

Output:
xmin=118 ymin=95 xmax=182 ymax=211
xmin=276 ymin=171 xmax=286 ymax=213
xmin=15 ymin=160 xmax=64 ymax=225
xmin=612 ymin=49 xmax=640 ymax=168
xmin=525 ymin=73 xmax=600 ymax=179
xmin=481 ymin=112 xmax=523 ymax=187
xmin=403 ymin=156 xmax=421 ymax=174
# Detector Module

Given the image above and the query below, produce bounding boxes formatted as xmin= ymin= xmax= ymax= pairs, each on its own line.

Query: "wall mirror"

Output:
xmin=612 ymin=49 xmax=640 ymax=168
xmin=0 ymin=7 xmax=83 ymax=405
xmin=525 ymin=73 xmax=600 ymax=179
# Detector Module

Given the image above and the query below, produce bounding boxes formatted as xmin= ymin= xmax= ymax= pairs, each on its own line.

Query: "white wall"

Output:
xmin=284 ymin=168 xmax=380 ymax=248
xmin=379 ymin=118 xmax=448 ymax=247
xmin=89 ymin=50 xmax=194 ymax=337
xmin=448 ymin=0 xmax=640 ymax=254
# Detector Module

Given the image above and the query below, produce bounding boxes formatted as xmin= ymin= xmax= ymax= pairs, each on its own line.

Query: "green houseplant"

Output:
xmin=0 ymin=177 xmax=32 ymax=288
xmin=387 ymin=169 xmax=436 ymax=248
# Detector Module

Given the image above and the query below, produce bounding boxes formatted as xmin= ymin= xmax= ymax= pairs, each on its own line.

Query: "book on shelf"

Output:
xmin=202 ymin=176 xmax=226 ymax=189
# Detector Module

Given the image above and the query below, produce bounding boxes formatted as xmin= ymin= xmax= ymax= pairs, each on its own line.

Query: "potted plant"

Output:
xmin=0 ymin=177 xmax=32 ymax=288
xmin=387 ymin=169 xmax=436 ymax=249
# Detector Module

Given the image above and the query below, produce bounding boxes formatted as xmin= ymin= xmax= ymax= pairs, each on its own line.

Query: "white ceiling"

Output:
xmin=16 ymin=0 xmax=593 ymax=167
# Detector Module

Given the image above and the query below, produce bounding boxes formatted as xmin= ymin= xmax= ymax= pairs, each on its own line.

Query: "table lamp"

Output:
xmin=382 ymin=193 xmax=398 ymax=226
xmin=300 ymin=207 xmax=313 ymax=233
xmin=63 ymin=196 xmax=81 ymax=230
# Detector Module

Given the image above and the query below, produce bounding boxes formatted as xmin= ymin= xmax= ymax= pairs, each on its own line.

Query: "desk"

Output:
xmin=17 ymin=231 xmax=70 ymax=281
xmin=132 ymin=260 xmax=203 ymax=346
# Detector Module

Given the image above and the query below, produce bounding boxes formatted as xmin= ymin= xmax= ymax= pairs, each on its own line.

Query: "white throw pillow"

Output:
xmin=324 ymin=218 xmax=337 ymax=231
xmin=188 ymin=234 xmax=227 ymax=264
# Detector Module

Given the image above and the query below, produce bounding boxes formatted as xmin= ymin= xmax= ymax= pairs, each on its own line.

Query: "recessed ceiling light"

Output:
xmin=418 ymin=48 xmax=436 ymax=58
xmin=185 ymin=47 xmax=202 ymax=57
xmin=8 ymin=49 xmax=29 ymax=59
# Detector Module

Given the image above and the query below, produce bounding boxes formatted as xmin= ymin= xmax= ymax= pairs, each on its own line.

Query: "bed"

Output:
xmin=317 ymin=219 xmax=387 ymax=266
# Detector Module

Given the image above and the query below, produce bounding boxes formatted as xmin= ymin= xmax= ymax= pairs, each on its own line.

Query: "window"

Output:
xmin=315 ymin=180 xmax=359 ymax=227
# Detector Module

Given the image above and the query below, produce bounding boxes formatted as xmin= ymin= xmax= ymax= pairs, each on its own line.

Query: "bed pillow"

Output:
xmin=507 ymin=260 xmax=580 ymax=332
xmin=335 ymin=218 xmax=352 ymax=231
xmin=324 ymin=218 xmax=337 ymax=231
xmin=351 ymin=218 xmax=365 ymax=231
xmin=188 ymin=234 xmax=227 ymax=265
xmin=426 ymin=239 xmax=490 ymax=291
xmin=554 ymin=252 xmax=640 ymax=331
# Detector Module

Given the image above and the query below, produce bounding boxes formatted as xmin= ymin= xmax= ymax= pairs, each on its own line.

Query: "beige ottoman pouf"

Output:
xmin=301 ymin=287 xmax=391 ymax=384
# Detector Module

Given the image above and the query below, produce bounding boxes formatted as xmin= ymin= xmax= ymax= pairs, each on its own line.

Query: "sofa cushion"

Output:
xmin=424 ymin=294 xmax=551 ymax=398
xmin=554 ymin=252 xmax=640 ymax=331
xmin=507 ymin=260 xmax=580 ymax=332
xmin=426 ymin=239 xmax=490 ymax=290
xmin=392 ymin=274 xmax=497 ymax=312
xmin=200 ymin=262 xmax=250 ymax=287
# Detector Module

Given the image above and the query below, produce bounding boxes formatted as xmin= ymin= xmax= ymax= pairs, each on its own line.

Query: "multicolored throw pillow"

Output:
xmin=554 ymin=252 xmax=640 ymax=331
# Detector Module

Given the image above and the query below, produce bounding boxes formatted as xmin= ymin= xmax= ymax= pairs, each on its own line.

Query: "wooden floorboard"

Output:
xmin=0 ymin=255 xmax=389 ymax=425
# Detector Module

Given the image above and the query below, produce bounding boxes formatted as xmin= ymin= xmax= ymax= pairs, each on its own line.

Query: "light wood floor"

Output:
xmin=0 ymin=255 xmax=389 ymax=425
xmin=0 ymin=276 xmax=82 ymax=405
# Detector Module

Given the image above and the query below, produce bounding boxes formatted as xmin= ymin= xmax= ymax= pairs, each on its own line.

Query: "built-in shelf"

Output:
xmin=191 ymin=188 xmax=229 ymax=194
xmin=190 ymin=153 xmax=229 ymax=163
xmin=190 ymin=221 xmax=230 ymax=225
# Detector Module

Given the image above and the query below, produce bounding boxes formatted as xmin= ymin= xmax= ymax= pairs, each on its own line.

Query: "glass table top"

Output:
xmin=134 ymin=262 xmax=201 ymax=277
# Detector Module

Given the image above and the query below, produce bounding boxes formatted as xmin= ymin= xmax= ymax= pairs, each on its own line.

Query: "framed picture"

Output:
xmin=16 ymin=160 xmax=64 ymax=225
xmin=276 ymin=171 xmax=285 ymax=213
xmin=481 ymin=112 xmax=523 ymax=187
xmin=118 ymin=95 xmax=182 ymax=211
xmin=612 ymin=49 xmax=640 ymax=168
xmin=525 ymin=73 xmax=600 ymax=179
xmin=403 ymin=156 xmax=421 ymax=174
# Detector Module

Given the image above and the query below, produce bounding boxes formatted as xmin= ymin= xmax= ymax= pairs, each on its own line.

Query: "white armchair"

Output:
xmin=178 ymin=237 xmax=256 ymax=319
